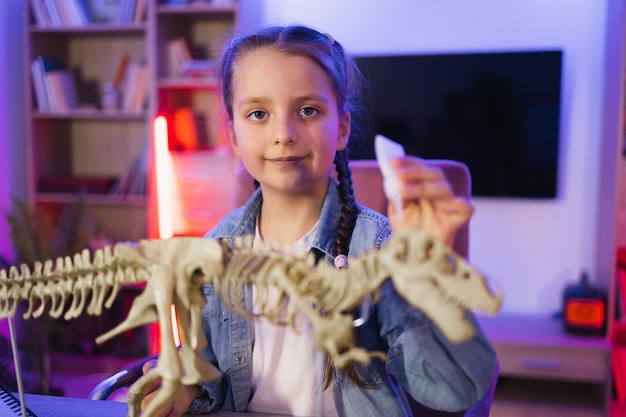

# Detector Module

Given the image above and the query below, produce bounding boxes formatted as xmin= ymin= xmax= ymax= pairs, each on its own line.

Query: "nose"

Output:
xmin=272 ymin=114 xmax=297 ymax=145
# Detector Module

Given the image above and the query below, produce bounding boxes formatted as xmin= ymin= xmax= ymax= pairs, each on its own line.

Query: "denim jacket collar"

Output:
xmin=215 ymin=178 xmax=342 ymax=264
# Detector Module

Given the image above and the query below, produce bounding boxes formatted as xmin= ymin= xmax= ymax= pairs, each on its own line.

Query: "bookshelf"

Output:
xmin=24 ymin=2 xmax=150 ymax=243
xmin=149 ymin=1 xmax=239 ymax=238
xmin=22 ymin=1 xmax=239 ymax=362
xmin=24 ymin=0 xmax=238 ymax=244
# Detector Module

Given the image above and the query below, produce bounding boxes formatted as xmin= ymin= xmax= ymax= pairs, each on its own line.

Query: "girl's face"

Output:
xmin=229 ymin=48 xmax=351 ymax=197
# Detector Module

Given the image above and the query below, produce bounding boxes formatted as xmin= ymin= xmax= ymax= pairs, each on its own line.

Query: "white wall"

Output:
xmin=238 ymin=0 xmax=616 ymax=315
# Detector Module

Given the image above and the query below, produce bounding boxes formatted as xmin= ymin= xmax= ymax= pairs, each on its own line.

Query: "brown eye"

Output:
xmin=248 ymin=110 xmax=268 ymax=121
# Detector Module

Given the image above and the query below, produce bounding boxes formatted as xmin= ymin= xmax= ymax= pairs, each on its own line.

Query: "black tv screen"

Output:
xmin=351 ymin=50 xmax=563 ymax=198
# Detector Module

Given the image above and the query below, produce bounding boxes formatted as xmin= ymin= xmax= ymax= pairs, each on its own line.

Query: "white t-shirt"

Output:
xmin=247 ymin=220 xmax=339 ymax=417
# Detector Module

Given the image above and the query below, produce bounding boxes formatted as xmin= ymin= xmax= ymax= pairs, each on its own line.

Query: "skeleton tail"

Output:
xmin=0 ymin=246 xmax=150 ymax=321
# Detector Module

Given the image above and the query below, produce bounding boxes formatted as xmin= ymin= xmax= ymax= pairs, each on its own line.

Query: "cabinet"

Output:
xmin=478 ymin=314 xmax=611 ymax=417
xmin=24 ymin=1 xmax=238 ymax=244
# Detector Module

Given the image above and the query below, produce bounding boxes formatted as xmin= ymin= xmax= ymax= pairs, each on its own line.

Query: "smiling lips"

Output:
xmin=266 ymin=156 xmax=306 ymax=166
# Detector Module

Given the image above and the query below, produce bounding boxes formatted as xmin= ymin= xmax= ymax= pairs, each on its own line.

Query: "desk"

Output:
xmin=477 ymin=314 xmax=611 ymax=417
xmin=21 ymin=393 xmax=286 ymax=417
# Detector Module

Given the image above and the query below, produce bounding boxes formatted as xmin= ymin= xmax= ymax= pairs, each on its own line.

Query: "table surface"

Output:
xmin=476 ymin=313 xmax=610 ymax=348
xmin=20 ymin=393 xmax=287 ymax=417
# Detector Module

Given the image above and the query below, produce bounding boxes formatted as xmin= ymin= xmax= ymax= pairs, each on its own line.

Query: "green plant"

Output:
xmin=6 ymin=194 xmax=98 ymax=265
xmin=3 ymin=194 xmax=102 ymax=394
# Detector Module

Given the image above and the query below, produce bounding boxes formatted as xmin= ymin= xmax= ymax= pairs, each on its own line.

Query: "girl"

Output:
xmin=144 ymin=25 xmax=497 ymax=417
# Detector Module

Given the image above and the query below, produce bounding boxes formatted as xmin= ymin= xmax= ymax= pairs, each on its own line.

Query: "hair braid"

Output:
xmin=333 ymin=149 xmax=358 ymax=258
xmin=324 ymin=149 xmax=378 ymax=389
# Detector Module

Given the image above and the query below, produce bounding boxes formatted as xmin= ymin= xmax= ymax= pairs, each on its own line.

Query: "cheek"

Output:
xmin=233 ymin=131 xmax=266 ymax=163
xmin=320 ymin=122 xmax=344 ymax=152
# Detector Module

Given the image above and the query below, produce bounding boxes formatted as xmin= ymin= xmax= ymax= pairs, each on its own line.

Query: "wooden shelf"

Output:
xmin=156 ymin=3 xmax=238 ymax=16
xmin=158 ymin=77 xmax=218 ymax=90
xmin=33 ymin=110 xmax=148 ymax=120
xmin=29 ymin=23 xmax=146 ymax=34
xmin=36 ymin=192 xmax=146 ymax=207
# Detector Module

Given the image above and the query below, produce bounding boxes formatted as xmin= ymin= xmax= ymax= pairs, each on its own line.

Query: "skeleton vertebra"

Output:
xmin=0 ymin=228 xmax=501 ymax=417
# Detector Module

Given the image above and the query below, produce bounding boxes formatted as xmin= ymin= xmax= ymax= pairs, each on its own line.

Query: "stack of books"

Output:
xmin=121 ymin=62 xmax=148 ymax=113
xmin=30 ymin=57 xmax=78 ymax=112
xmin=29 ymin=0 xmax=147 ymax=27
xmin=166 ymin=36 xmax=217 ymax=80
xmin=30 ymin=55 xmax=147 ymax=114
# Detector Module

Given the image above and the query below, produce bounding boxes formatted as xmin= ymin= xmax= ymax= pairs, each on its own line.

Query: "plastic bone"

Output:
xmin=0 ymin=228 xmax=501 ymax=417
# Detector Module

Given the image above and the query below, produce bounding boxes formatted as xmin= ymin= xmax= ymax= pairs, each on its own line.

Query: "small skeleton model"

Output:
xmin=0 ymin=229 xmax=501 ymax=417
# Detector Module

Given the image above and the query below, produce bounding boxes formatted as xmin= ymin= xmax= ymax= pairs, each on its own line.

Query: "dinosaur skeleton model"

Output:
xmin=0 ymin=228 xmax=501 ymax=417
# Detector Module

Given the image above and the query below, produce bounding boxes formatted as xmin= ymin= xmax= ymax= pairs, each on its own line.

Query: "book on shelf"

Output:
xmin=167 ymin=37 xmax=193 ymax=78
xmin=133 ymin=66 xmax=148 ymax=111
xmin=31 ymin=0 xmax=90 ymax=27
xmin=31 ymin=56 xmax=80 ymax=112
xmin=42 ymin=0 xmax=62 ymax=27
xmin=30 ymin=56 xmax=63 ymax=111
xmin=30 ymin=59 xmax=49 ymax=111
xmin=116 ymin=0 xmax=138 ymax=23
xmin=179 ymin=59 xmax=218 ymax=79
xmin=62 ymin=0 xmax=90 ymax=26
xmin=109 ymin=144 xmax=149 ymax=197
xmin=134 ymin=0 xmax=147 ymax=23
xmin=45 ymin=70 xmax=79 ymax=112
xmin=84 ymin=0 xmax=118 ymax=23
xmin=29 ymin=0 xmax=50 ymax=28
xmin=53 ymin=0 xmax=74 ymax=26
xmin=121 ymin=62 xmax=148 ymax=113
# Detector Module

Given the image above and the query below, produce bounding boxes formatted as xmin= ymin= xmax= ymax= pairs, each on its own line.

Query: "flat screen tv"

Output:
xmin=351 ymin=50 xmax=563 ymax=198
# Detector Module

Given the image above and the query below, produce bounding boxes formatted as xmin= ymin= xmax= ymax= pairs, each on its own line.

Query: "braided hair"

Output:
xmin=220 ymin=25 xmax=369 ymax=387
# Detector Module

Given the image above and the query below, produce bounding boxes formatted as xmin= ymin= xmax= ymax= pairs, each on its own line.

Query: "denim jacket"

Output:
xmin=192 ymin=179 xmax=497 ymax=417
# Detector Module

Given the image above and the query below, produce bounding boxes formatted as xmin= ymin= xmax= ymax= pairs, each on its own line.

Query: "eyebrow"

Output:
xmin=237 ymin=94 xmax=331 ymax=109
xmin=237 ymin=97 xmax=265 ymax=109
xmin=297 ymin=94 xmax=331 ymax=103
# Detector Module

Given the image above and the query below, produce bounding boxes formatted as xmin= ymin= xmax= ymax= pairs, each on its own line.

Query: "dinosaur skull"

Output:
xmin=384 ymin=229 xmax=502 ymax=343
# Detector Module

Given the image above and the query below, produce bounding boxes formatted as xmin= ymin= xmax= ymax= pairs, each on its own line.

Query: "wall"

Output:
xmin=238 ymin=0 xmax=617 ymax=315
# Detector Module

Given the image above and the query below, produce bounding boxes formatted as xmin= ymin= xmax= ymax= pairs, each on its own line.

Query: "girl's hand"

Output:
xmin=387 ymin=156 xmax=474 ymax=247
xmin=140 ymin=360 xmax=201 ymax=417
